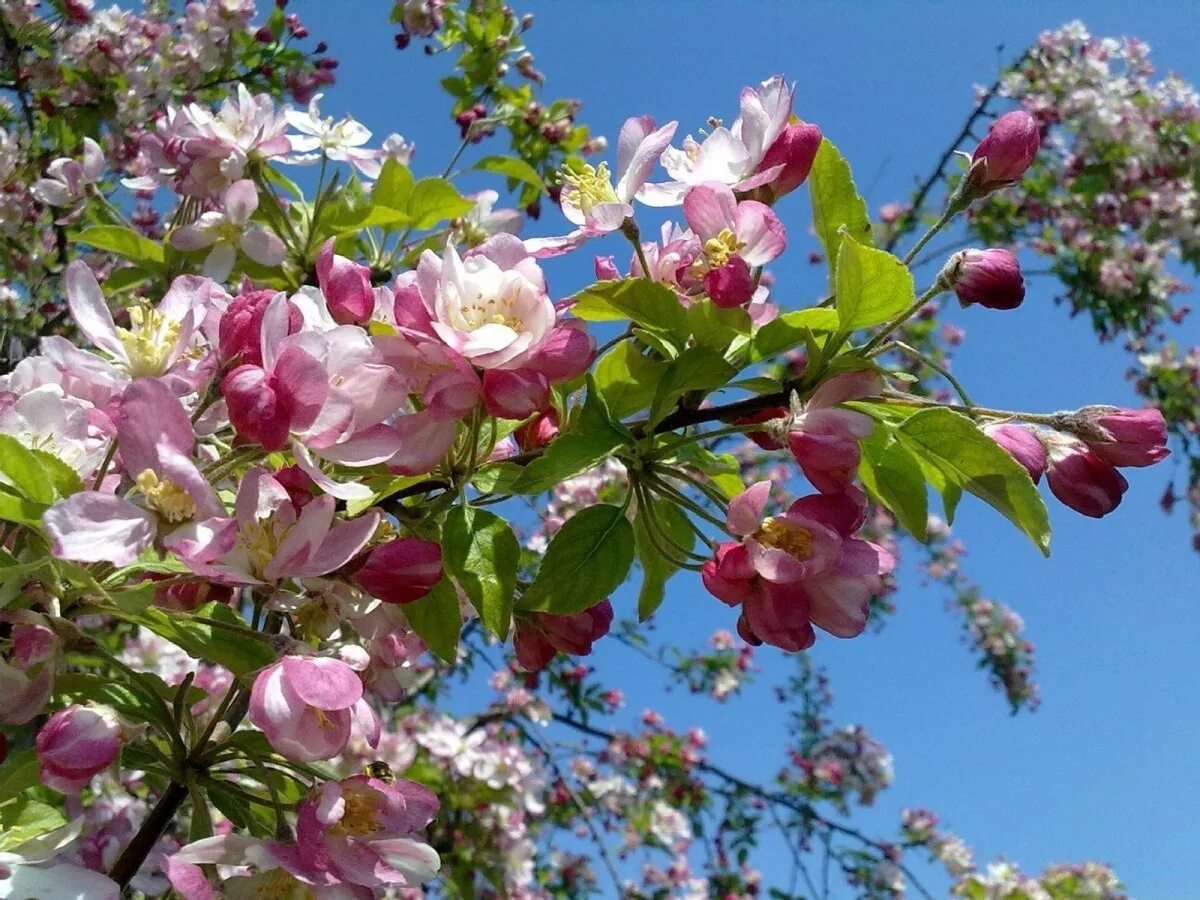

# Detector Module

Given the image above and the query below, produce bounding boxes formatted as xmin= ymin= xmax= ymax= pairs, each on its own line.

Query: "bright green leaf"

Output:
xmin=407 ymin=178 xmax=474 ymax=230
xmin=808 ymin=138 xmax=872 ymax=291
xmin=895 ymin=408 xmax=1050 ymax=554
xmin=858 ymin=425 xmax=928 ymax=540
xmin=649 ymin=346 xmax=737 ymax=426
xmin=593 ymin=340 xmax=667 ymax=419
xmin=573 ymin=279 xmax=688 ymax=353
xmin=78 ymin=225 xmax=164 ymax=268
xmin=403 ymin=576 xmax=462 ymax=663
xmin=747 ymin=308 xmax=839 ymax=364
xmin=835 ymin=233 xmax=915 ymax=331
xmin=520 ymin=504 xmax=635 ymax=614
xmin=373 ymin=158 xmax=416 ymax=210
xmin=443 ymin=505 xmax=519 ymax=640
xmin=0 ymin=435 xmax=55 ymax=504
xmin=635 ymin=499 xmax=695 ymax=621
xmin=0 ymin=797 xmax=67 ymax=853
xmin=475 ymin=155 xmax=544 ymax=189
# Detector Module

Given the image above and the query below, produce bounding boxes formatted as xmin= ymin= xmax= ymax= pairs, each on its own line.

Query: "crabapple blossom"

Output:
xmin=946 ymin=248 xmax=1026 ymax=310
xmin=1074 ymin=405 xmax=1169 ymax=467
xmin=682 ymin=182 xmax=786 ymax=307
xmin=168 ymin=179 xmax=286 ymax=280
xmin=966 ymin=109 xmax=1041 ymax=195
xmin=1044 ymin=439 xmax=1129 ymax=518
xmin=248 ymin=655 xmax=379 ymax=761
xmin=32 ymin=137 xmax=104 ymax=209
xmin=0 ymin=611 xmax=59 ymax=725
xmin=353 ymin=536 xmax=443 ymax=604
xmin=985 ymin=423 xmax=1047 ymax=482
xmin=785 ymin=371 xmax=881 ymax=493
xmin=35 ymin=704 xmax=124 ymax=793
xmin=284 ymin=92 xmax=381 ymax=176
xmin=512 ymin=599 xmax=614 ymax=671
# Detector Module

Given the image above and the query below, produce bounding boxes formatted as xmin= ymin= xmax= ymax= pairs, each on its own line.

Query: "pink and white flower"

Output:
xmin=35 ymin=704 xmax=123 ymax=793
xmin=284 ymin=93 xmax=379 ymax=176
xmin=785 ymin=371 xmax=881 ymax=493
xmin=169 ymin=179 xmax=285 ymax=281
xmin=32 ymin=137 xmax=103 ymax=208
xmin=682 ymin=182 xmax=786 ymax=307
xmin=248 ymin=655 xmax=379 ymax=762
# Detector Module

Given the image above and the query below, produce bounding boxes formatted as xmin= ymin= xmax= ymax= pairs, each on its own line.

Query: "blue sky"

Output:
xmin=292 ymin=2 xmax=1200 ymax=895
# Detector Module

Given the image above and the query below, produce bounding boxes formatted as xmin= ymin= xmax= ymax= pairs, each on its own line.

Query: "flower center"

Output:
xmin=458 ymin=288 xmax=524 ymax=332
xmin=239 ymin=518 xmax=290 ymax=580
xmin=250 ymin=868 xmax=309 ymax=900
xmin=135 ymin=469 xmax=196 ymax=523
xmin=562 ymin=161 xmax=618 ymax=215
xmin=753 ymin=517 xmax=814 ymax=560
xmin=702 ymin=228 xmax=745 ymax=268
xmin=116 ymin=305 xmax=182 ymax=378
xmin=334 ymin=787 xmax=383 ymax=837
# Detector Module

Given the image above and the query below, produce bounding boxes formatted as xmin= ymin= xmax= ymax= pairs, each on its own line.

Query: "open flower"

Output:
xmin=43 ymin=378 xmax=226 ymax=566
xmin=248 ymin=655 xmax=379 ymax=762
xmin=683 ymin=181 xmax=786 ymax=307
xmin=702 ymin=483 xmax=894 ymax=651
xmin=294 ymin=774 xmax=441 ymax=887
xmin=785 ymin=371 xmax=881 ymax=492
xmin=284 ymin=92 xmax=380 ymax=176
xmin=0 ymin=383 xmax=103 ymax=477
xmin=32 ymin=137 xmax=103 ymax=208
xmin=526 ymin=115 xmax=677 ymax=257
xmin=169 ymin=179 xmax=286 ymax=281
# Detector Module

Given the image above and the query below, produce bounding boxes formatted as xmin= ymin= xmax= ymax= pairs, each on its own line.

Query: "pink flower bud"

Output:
xmin=948 ymin=249 xmax=1025 ymax=310
xmin=523 ymin=320 xmax=595 ymax=382
xmin=756 ymin=122 xmax=822 ymax=200
xmin=968 ymin=110 xmax=1040 ymax=192
xmin=513 ymin=599 xmax=613 ymax=671
xmin=218 ymin=289 xmax=300 ymax=367
xmin=482 ymin=368 xmax=550 ymax=419
xmin=248 ymin=656 xmax=378 ymax=762
xmin=316 ymin=239 xmax=374 ymax=325
xmin=36 ymin=704 xmax=122 ymax=793
xmin=514 ymin=410 xmax=559 ymax=452
xmin=733 ymin=406 xmax=787 ymax=451
xmin=1077 ymin=406 xmax=1169 ymax=468
xmin=984 ymin=424 xmax=1046 ymax=483
xmin=355 ymin=537 xmax=443 ymax=604
xmin=704 ymin=256 xmax=755 ymax=308
xmin=1045 ymin=442 xmax=1128 ymax=518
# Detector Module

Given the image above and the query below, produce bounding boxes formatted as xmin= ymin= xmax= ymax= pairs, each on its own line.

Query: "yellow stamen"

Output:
xmin=239 ymin=518 xmax=289 ymax=580
xmin=135 ymin=469 xmax=196 ymax=523
xmin=115 ymin=305 xmax=182 ymax=378
xmin=754 ymin=516 xmax=814 ymax=560
xmin=333 ymin=784 xmax=383 ymax=836
xmin=702 ymin=228 xmax=746 ymax=268
xmin=561 ymin=161 xmax=618 ymax=215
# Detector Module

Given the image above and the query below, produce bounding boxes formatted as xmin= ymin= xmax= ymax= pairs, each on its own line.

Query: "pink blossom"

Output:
xmin=985 ymin=424 xmax=1047 ymax=483
xmin=316 ymin=238 xmax=375 ymax=326
xmin=217 ymin=288 xmax=302 ymax=368
xmin=354 ymin=537 xmax=443 ymax=605
xmin=36 ymin=704 xmax=123 ymax=793
xmin=967 ymin=110 xmax=1041 ymax=193
xmin=169 ymin=179 xmax=286 ymax=281
xmin=190 ymin=467 xmax=379 ymax=585
xmin=482 ymin=368 xmax=549 ymax=419
xmin=32 ymin=137 xmax=103 ymax=207
xmin=0 ymin=611 xmax=58 ymax=725
xmin=948 ymin=248 xmax=1025 ymax=310
xmin=786 ymin=371 xmax=881 ymax=493
xmin=682 ymin=181 xmax=786 ymax=307
xmin=702 ymin=483 xmax=894 ymax=651
xmin=165 ymin=834 xmax=363 ymax=899
xmin=248 ymin=655 xmax=379 ymax=762
xmin=43 ymin=378 xmax=226 ymax=566
xmin=1045 ymin=440 xmax=1128 ymax=518
xmin=1076 ymin=405 xmax=1169 ymax=467
xmin=294 ymin=774 xmax=441 ymax=887
xmin=752 ymin=121 xmax=822 ymax=202
xmin=513 ymin=599 xmax=614 ymax=671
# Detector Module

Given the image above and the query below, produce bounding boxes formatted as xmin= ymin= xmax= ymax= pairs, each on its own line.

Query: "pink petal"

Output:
xmin=281 ymin=655 xmax=363 ymax=710
xmin=44 ymin=494 xmax=155 ymax=565
xmin=726 ymin=480 xmax=771 ymax=537
xmin=299 ymin=509 xmax=381 ymax=577
xmin=616 ymin=117 xmax=678 ymax=201
xmin=682 ymin=182 xmax=737 ymax=241
xmin=732 ymin=200 xmax=787 ymax=265
xmin=65 ymin=261 xmax=123 ymax=358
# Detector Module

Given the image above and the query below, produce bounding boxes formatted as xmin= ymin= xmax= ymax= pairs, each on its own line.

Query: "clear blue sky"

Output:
xmin=293 ymin=2 xmax=1200 ymax=895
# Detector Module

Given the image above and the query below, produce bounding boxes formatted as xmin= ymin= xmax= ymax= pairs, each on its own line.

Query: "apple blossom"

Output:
xmin=1044 ymin=439 xmax=1129 ymax=518
xmin=513 ymin=599 xmax=614 ymax=671
xmin=35 ymin=704 xmax=123 ymax=793
xmin=946 ymin=248 xmax=1026 ymax=310
xmin=31 ymin=137 xmax=104 ymax=208
xmin=785 ymin=371 xmax=881 ymax=493
xmin=1074 ymin=405 xmax=1170 ymax=467
xmin=354 ymin=536 xmax=443 ymax=605
xmin=966 ymin=109 xmax=1041 ymax=194
xmin=285 ymin=92 xmax=380 ymax=176
xmin=985 ymin=423 xmax=1047 ymax=483
xmin=316 ymin=239 xmax=375 ymax=326
xmin=0 ymin=612 xmax=59 ymax=725
xmin=248 ymin=655 xmax=379 ymax=761
xmin=683 ymin=182 xmax=786 ymax=307
xmin=169 ymin=179 xmax=286 ymax=281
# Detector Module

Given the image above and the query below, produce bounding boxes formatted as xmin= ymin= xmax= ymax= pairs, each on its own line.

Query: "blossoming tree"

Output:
xmin=0 ymin=2 xmax=1181 ymax=898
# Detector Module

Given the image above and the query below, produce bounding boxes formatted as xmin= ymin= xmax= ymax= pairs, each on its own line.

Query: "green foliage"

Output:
xmin=634 ymin=498 xmax=695 ymax=620
xmin=0 ymin=796 xmax=67 ymax=852
xmin=592 ymin=340 xmax=668 ymax=419
xmin=857 ymin=425 xmax=929 ymax=541
xmin=403 ymin=577 xmax=463 ymax=664
xmin=573 ymin=279 xmax=689 ymax=356
xmin=520 ymin=504 xmax=635 ymax=615
xmin=835 ymin=233 xmax=915 ymax=331
xmin=77 ymin=226 xmax=165 ymax=271
xmin=808 ymin=138 xmax=872 ymax=291
xmin=443 ymin=505 xmax=520 ymax=640
xmin=648 ymin=347 xmax=737 ymax=426
xmin=511 ymin=382 xmax=629 ymax=493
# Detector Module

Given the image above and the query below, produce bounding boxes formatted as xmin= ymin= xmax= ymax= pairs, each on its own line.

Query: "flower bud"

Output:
xmin=513 ymin=599 xmax=614 ymax=671
xmin=703 ymin=256 xmax=755 ymax=308
xmin=514 ymin=410 xmax=559 ymax=452
xmin=316 ymin=239 xmax=374 ymax=325
xmin=946 ymin=248 xmax=1025 ymax=310
xmin=984 ymin=424 xmax=1046 ymax=483
xmin=218 ymin=289 xmax=301 ymax=367
xmin=1045 ymin=441 xmax=1128 ymax=518
xmin=482 ymin=368 xmax=550 ymax=419
xmin=733 ymin=406 xmax=788 ymax=451
xmin=1074 ymin=406 xmax=1169 ymax=468
xmin=355 ymin=537 xmax=443 ymax=604
xmin=36 ymin=704 xmax=123 ymax=793
xmin=966 ymin=110 xmax=1040 ymax=193
xmin=756 ymin=122 xmax=822 ymax=201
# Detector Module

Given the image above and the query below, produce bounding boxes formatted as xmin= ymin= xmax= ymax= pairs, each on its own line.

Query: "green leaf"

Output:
xmin=0 ymin=490 xmax=46 ymax=527
xmin=406 ymin=178 xmax=474 ymax=230
xmin=0 ymin=749 xmax=39 ymax=804
xmin=28 ymin=447 xmax=84 ymax=498
xmin=894 ymin=408 xmax=1050 ymax=554
xmin=858 ymin=425 xmax=928 ymax=540
xmin=748 ymin=308 xmax=839 ymax=364
xmin=78 ymin=225 xmax=164 ymax=268
xmin=403 ymin=576 xmax=462 ymax=663
xmin=520 ymin=504 xmax=635 ymax=614
xmin=835 ymin=233 xmax=915 ymax=331
xmin=511 ymin=385 xmax=629 ymax=494
xmin=573 ymin=279 xmax=688 ymax=353
xmin=443 ymin=505 xmax=519 ymax=640
xmin=649 ymin=346 xmax=737 ymax=426
xmin=688 ymin=299 xmax=751 ymax=351
xmin=475 ymin=155 xmax=544 ymax=189
xmin=0 ymin=797 xmax=67 ymax=852
xmin=55 ymin=671 xmax=174 ymax=732
xmin=0 ymin=435 xmax=55 ymax=503
xmin=372 ymin=158 xmax=416 ymax=210
xmin=109 ymin=602 xmax=277 ymax=679
xmin=808 ymin=138 xmax=872 ymax=291
xmin=592 ymin=340 xmax=667 ymax=419
xmin=635 ymin=499 xmax=694 ymax=621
